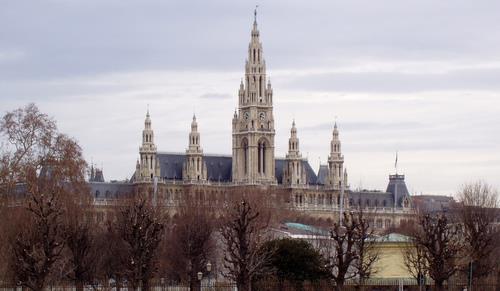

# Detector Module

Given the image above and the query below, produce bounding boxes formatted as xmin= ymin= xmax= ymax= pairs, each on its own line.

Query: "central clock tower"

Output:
xmin=232 ymin=11 xmax=275 ymax=184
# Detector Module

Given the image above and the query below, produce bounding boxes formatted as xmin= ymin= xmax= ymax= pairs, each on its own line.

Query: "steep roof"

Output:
xmin=386 ymin=174 xmax=410 ymax=207
xmin=90 ymin=181 xmax=135 ymax=199
xmin=156 ymin=152 xmax=318 ymax=184
xmin=316 ymin=164 xmax=329 ymax=185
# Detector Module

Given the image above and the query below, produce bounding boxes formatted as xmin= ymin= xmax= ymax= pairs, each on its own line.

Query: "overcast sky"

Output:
xmin=1 ymin=0 xmax=499 ymax=195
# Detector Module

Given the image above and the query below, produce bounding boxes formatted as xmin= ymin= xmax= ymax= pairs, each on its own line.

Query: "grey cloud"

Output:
xmin=303 ymin=121 xmax=425 ymax=132
xmin=284 ymin=68 xmax=500 ymax=93
xmin=199 ymin=93 xmax=232 ymax=99
xmin=2 ymin=1 xmax=500 ymax=81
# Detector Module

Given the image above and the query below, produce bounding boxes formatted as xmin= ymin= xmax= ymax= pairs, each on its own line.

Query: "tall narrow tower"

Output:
xmin=137 ymin=109 xmax=161 ymax=182
xmin=232 ymin=10 xmax=275 ymax=184
xmin=283 ymin=120 xmax=306 ymax=187
xmin=326 ymin=122 xmax=344 ymax=189
xmin=183 ymin=115 xmax=207 ymax=183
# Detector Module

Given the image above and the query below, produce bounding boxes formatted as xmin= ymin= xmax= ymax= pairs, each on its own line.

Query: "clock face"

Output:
xmin=259 ymin=112 xmax=266 ymax=121
xmin=244 ymin=112 xmax=249 ymax=120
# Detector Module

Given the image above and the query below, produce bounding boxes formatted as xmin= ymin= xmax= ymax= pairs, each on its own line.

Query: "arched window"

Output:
xmin=242 ymin=139 xmax=248 ymax=174
xmin=257 ymin=140 xmax=267 ymax=174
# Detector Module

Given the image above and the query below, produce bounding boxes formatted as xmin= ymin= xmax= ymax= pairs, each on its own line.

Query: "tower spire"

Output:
xmin=327 ymin=121 xmax=344 ymax=189
xmin=254 ymin=5 xmax=258 ymax=23
xmin=138 ymin=109 xmax=160 ymax=182
xmin=284 ymin=120 xmax=305 ymax=187
xmin=184 ymin=115 xmax=207 ymax=183
xmin=232 ymin=11 xmax=276 ymax=184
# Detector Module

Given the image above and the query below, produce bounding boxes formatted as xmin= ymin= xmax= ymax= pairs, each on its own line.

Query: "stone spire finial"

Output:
xmin=291 ymin=119 xmax=297 ymax=136
xmin=254 ymin=5 xmax=258 ymax=23
xmin=138 ymin=105 xmax=158 ymax=182
xmin=191 ymin=114 xmax=198 ymax=131
xmin=252 ymin=5 xmax=259 ymax=37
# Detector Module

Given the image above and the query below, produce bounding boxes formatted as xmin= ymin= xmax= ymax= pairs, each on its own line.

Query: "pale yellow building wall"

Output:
xmin=372 ymin=242 xmax=413 ymax=278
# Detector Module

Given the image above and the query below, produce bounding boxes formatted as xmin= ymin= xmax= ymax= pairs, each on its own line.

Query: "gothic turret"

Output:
xmin=232 ymin=9 xmax=276 ymax=184
xmin=183 ymin=115 xmax=207 ymax=183
xmin=283 ymin=120 xmax=306 ymax=187
xmin=326 ymin=122 xmax=344 ymax=189
xmin=137 ymin=109 xmax=161 ymax=182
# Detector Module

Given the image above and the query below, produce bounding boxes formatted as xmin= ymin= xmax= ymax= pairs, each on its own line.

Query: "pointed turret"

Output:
xmin=326 ymin=121 xmax=345 ymax=189
xmin=284 ymin=120 xmax=306 ymax=187
xmin=138 ymin=109 xmax=161 ymax=182
xmin=183 ymin=115 xmax=207 ymax=183
xmin=287 ymin=120 xmax=300 ymax=158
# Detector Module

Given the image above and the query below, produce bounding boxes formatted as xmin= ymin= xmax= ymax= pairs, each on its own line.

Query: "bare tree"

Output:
xmin=327 ymin=210 xmax=378 ymax=291
xmin=10 ymin=191 xmax=66 ymax=291
xmin=0 ymin=104 xmax=88 ymax=291
xmin=62 ymin=202 xmax=99 ymax=291
xmin=412 ymin=213 xmax=462 ymax=291
xmin=167 ymin=200 xmax=215 ymax=290
xmin=403 ymin=240 xmax=428 ymax=287
xmin=353 ymin=209 xmax=379 ymax=284
xmin=96 ymin=221 xmax=128 ymax=290
xmin=457 ymin=181 xmax=499 ymax=283
xmin=116 ymin=196 xmax=165 ymax=291
xmin=220 ymin=197 xmax=273 ymax=291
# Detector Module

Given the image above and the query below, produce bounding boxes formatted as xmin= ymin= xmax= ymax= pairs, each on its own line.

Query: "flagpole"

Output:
xmin=395 ymin=151 xmax=398 ymax=175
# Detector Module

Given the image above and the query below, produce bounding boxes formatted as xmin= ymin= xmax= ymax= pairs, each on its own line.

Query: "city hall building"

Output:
xmin=90 ymin=14 xmax=414 ymax=229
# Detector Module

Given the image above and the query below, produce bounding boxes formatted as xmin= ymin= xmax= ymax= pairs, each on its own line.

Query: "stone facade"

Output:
xmin=135 ymin=109 xmax=161 ymax=183
xmin=183 ymin=115 xmax=207 ymax=183
xmin=90 ymin=13 xmax=415 ymax=230
xmin=232 ymin=17 xmax=275 ymax=184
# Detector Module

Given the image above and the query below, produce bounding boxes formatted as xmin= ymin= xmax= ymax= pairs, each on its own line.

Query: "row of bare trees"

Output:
xmin=1 ymin=104 xmax=498 ymax=291
xmin=0 ymin=104 xmax=272 ymax=291
xmin=403 ymin=181 xmax=500 ymax=291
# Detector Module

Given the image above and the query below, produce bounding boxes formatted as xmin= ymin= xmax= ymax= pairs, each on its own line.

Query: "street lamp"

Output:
xmin=197 ymin=271 xmax=203 ymax=291
xmin=207 ymin=261 xmax=212 ymax=290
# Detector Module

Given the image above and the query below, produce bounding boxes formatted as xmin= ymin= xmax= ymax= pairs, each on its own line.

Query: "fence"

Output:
xmin=0 ymin=280 xmax=497 ymax=291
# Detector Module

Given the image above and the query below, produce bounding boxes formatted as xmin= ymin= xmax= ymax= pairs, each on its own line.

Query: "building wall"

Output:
xmin=372 ymin=242 xmax=414 ymax=278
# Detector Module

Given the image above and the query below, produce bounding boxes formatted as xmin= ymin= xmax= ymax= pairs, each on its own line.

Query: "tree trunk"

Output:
xmin=334 ymin=278 xmax=345 ymax=291
xmin=116 ymin=276 xmax=122 ymax=291
xmin=142 ymin=278 xmax=150 ymax=291
xmin=76 ymin=281 xmax=84 ymax=291
xmin=34 ymin=277 xmax=45 ymax=291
